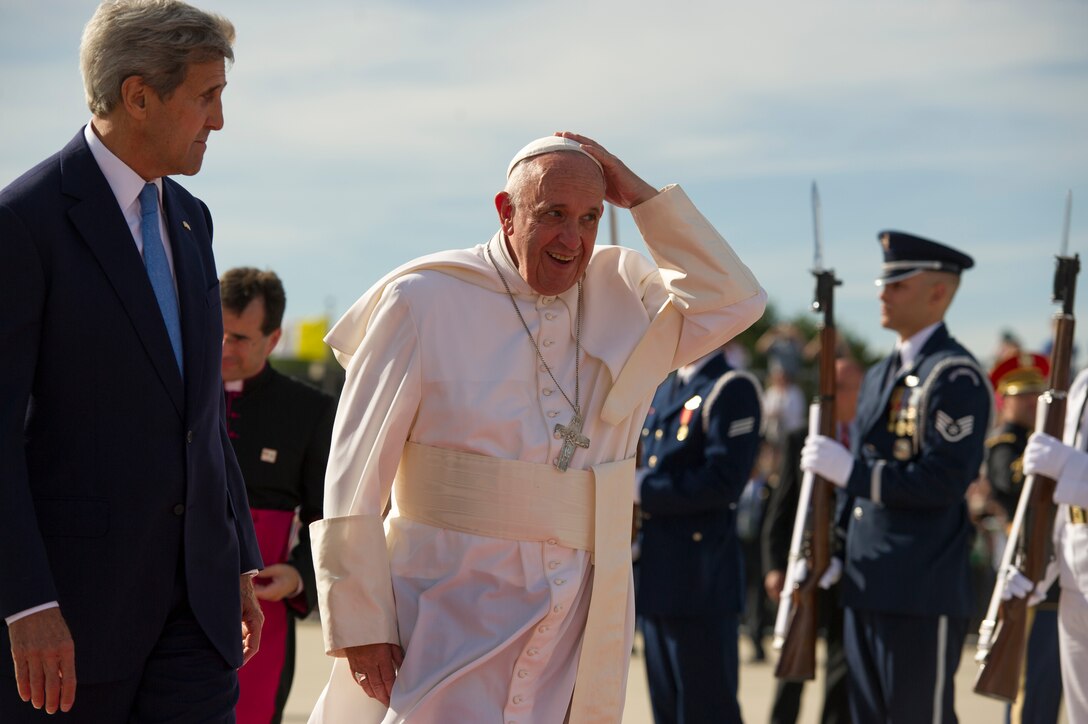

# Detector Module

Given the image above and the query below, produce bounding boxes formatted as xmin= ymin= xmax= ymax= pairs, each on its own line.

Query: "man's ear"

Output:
xmin=267 ymin=328 xmax=283 ymax=356
xmin=494 ymin=191 xmax=515 ymax=235
xmin=119 ymin=75 xmax=151 ymax=119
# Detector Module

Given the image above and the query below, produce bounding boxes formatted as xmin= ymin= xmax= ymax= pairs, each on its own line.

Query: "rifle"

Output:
xmin=773 ymin=182 xmax=840 ymax=680
xmin=975 ymin=191 xmax=1078 ymax=701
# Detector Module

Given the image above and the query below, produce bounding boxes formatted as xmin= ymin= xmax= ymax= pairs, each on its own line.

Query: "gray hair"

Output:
xmin=80 ymin=0 xmax=235 ymax=117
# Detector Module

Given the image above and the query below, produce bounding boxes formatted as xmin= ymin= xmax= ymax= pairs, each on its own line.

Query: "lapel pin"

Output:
xmin=182 ymin=221 xmax=191 ymax=231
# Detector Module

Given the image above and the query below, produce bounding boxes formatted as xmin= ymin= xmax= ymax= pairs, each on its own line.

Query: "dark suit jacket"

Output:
xmin=836 ymin=323 xmax=989 ymax=618
xmin=0 ymin=129 xmax=262 ymax=683
xmin=636 ymin=355 xmax=763 ymax=616
xmin=227 ymin=363 xmax=335 ymax=617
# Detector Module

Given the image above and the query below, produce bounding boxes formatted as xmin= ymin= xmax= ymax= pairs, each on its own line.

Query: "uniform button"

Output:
xmin=648 ymin=455 xmax=658 ymax=468
xmin=543 ymin=389 xmax=553 ymax=396
xmin=853 ymin=506 xmax=864 ymax=520
xmin=173 ymin=504 xmax=185 ymax=516
xmin=642 ymin=427 xmax=649 ymax=437
xmin=527 ymin=648 xmax=539 ymax=656
xmin=543 ymin=339 xmax=553 ymax=347
xmin=692 ymin=531 xmax=703 ymax=542
xmin=548 ymin=411 xmax=559 ymax=418
xmin=517 ymin=669 xmax=529 ymax=679
xmin=654 ymin=429 xmax=664 ymax=440
xmin=186 ymin=430 xmax=194 ymax=443
xmin=545 ymin=312 xmax=556 ymax=320
xmin=548 ymin=561 xmax=560 ymax=569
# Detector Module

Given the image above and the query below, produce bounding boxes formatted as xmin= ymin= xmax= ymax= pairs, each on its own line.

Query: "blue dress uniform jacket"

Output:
xmin=838 ymin=323 xmax=991 ymax=619
xmin=638 ymin=354 xmax=763 ymax=616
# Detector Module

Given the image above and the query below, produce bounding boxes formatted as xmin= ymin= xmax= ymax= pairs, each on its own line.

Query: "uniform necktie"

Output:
xmin=139 ymin=183 xmax=184 ymax=375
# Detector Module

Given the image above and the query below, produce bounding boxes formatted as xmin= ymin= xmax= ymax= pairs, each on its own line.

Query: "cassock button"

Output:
xmin=548 ymin=411 xmax=559 ymax=418
xmin=546 ymin=312 xmax=556 ymax=320
xmin=513 ymin=694 xmax=525 ymax=704
xmin=173 ymin=504 xmax=185 ymax=516
xmin=853 ymin=506 xmax=864 ymax=520
xmin=186 ymin=430 xmax=194 ymax=444
xmin=692 ymin=531 xmax=703 ymax=542
xmin=548 ymin=561 xmax=560 ymax=569
xmin=517 ymin=669 xmax=529 ymax=679
xmin=543 ymin=389 xmax=553 ymax=396
xmin=527 ymin=648 xmax=539 ymax=656
xmin=554 ymin=578 xmax=566 ymax=585
xmin=543 ymin=339 xmax=553 ymax=347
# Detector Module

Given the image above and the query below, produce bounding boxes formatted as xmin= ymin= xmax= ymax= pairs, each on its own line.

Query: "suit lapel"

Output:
xmin=60 ymin=132 xmax=184 ymax=417
xmin=163 ymin=180 xmax=207 ymax=416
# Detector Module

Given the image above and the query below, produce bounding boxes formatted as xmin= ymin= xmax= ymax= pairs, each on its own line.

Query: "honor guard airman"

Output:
xmin=636 ymin=350 xmax=763 ymax=724
xmin=801 ymin=231 xmax=992 ymax=723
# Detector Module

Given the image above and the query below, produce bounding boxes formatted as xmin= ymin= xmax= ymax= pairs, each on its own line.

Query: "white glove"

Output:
xmin=1023 ymin=432 xmax=1074 ymax=481
xmin=792 ymin=556 xmax=843 ymax=590
xmin=800 ymin=435 xmax=853 ymax=488
xmin=1000 ymin=561 xmax=1058 ymax=607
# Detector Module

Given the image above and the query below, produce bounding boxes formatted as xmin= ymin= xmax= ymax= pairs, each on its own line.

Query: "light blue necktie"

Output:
xmin=139 ymin=182 xmax=184 ymax=375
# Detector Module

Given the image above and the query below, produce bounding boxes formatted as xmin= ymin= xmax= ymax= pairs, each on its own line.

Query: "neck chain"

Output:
xmin=488 ymin=245 xmax=590 ymax=471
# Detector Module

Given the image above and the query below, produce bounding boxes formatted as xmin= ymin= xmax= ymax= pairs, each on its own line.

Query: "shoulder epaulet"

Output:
xmin=985 ymin=432 xmax=1018 ymax=448
xmin=913 ymin=355 xmax=995 ymax=455
xmin=702 ymin=369 xmax=763 ymax=433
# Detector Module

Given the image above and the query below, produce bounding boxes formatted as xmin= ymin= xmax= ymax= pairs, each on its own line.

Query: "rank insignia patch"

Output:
xmin=935 ymin=411 xmax=974 ymax=442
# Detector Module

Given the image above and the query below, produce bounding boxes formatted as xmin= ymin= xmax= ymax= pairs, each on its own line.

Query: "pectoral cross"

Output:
xmin=553 ymin=413 xmax=590 ymax=472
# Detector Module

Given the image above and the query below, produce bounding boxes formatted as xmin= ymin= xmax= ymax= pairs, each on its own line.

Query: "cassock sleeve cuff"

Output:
xmin=630 ymin=184 xmax=762 ymax=312
xmin=310 ymin=515 xmax=400 ymax=655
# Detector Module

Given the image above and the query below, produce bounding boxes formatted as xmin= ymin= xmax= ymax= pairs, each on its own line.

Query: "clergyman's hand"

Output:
xmin=8 ymin=607 xmax=76 ymax=714
xmin=240 ymin=574 xmax=265 ymax=666
xmin=346 ymin=642 xmax=405 ymax=707
xmin=253 ymin=563 xmax=303 ymax=602
xmin=764 ymin=569 xmax=786 ymax=603
xmin=555 ymin=131 xmax=658 ymax=209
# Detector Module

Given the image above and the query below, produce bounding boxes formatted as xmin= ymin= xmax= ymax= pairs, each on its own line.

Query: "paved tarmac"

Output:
xmin=282 ymin=619 xmax=1063 ymax=722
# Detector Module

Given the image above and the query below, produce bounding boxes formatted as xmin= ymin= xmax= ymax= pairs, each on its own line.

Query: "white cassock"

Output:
xmin=308 ymin=185 xmax=766 ymax=723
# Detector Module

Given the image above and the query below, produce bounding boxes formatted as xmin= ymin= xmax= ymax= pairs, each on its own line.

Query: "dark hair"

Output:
xmin=220 ymin=267 xmax=285 ymax=335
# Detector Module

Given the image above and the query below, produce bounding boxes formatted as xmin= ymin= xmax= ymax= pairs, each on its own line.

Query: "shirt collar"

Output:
xmin=83 ymin=121 xmax=162 ymax=216
xmin=897 ymin=321 xmax=942 ymax=371
xmin=676 ymin=350 xmax=719 ymax=384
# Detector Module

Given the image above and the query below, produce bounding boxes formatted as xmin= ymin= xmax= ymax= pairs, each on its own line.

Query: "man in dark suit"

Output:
xmin=762 ymin=357 xmax=862 ymax=724
xmin=636 ymin=350 xmax=763 ymax=724
xmin=0 ymin=2 xmax=263 ymax=721
xmin=219 ymin=268 xmax=335 ymax=724
xmin=800 ymin=231 xmax=991 ymax=723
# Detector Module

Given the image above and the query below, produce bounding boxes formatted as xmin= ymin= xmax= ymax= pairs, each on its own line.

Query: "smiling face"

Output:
xmin=140 ymin=57 xmax=227 ymax=178
xmin=495 ymin=152 xmax=606 ymax=296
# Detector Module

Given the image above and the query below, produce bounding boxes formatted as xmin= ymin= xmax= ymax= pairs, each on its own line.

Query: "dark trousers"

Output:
xmin=843 ymin=607 xmax=966 ymax=724
xmin=642 ymin=613 xmax=741 ymax=724
xmin=1006 ymin=606 xmax=1063 ymax=724
xmin=770 ymin=588 xmax=850 ymax=724
xmin=1 ymin=564 xmax=237 ymax=723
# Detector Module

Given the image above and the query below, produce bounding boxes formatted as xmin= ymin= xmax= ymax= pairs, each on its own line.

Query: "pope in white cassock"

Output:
xmin=307 ymin=132 xmax=767 ymax=723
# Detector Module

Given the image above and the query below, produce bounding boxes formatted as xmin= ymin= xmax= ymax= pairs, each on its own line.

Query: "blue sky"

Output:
xmin=3 ymin=0 xmax=1086 ymax=368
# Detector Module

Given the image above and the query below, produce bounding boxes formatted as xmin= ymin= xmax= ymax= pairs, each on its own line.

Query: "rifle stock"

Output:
xmin=774 ymin=267 xmax=838 ymax=681
xmin=974 ymin=253 xmax=1078 ymax=701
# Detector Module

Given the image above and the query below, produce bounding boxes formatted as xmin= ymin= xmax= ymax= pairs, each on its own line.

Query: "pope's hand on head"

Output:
xmin=554 ymin=131 xmax=657 ymax=209
xmin=800 ymin=435 xmax=853 ymax=488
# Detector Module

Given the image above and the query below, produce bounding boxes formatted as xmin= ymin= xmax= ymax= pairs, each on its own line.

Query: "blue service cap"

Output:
xmin=875 ymin=230 xmax=974 ymax=286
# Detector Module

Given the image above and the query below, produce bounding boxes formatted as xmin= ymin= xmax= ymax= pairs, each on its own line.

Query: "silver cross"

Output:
xmin=553 ymin=413 xmax=590 ymax=472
